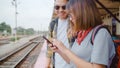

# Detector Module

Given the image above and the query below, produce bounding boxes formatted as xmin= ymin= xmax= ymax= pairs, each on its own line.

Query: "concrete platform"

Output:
xmin=34 ymin=41 xmax=48 ymax=68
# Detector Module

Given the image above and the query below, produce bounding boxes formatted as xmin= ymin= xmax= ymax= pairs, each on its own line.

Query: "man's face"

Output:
xmin=54 ymin=0 xmax=68 ymax=19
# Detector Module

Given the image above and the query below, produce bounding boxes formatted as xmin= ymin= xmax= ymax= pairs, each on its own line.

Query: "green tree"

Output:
xmin=0 ymin=22 xmax=11 ymax=33
xmin=16 ymin=27 xmax=35 ymax=35
xmin=26 ymin=28 xmax=35 ymax=35
xmin=17 ymin=27 xmax=25 ymax=35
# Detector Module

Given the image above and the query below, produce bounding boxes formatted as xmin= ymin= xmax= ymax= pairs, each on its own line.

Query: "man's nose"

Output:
xmin=59 ymin=7 xmax=64 ymax=11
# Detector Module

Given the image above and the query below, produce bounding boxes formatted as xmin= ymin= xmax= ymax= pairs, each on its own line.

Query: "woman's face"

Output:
xmin=54 ymin=0 xmax=68 ymax=19
xmin=69 ymin=12 xmax=76 ymax=24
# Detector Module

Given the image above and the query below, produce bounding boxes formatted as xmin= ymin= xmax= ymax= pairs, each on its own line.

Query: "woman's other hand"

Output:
xmin=52 ymin=39 xmax=68 ymax=53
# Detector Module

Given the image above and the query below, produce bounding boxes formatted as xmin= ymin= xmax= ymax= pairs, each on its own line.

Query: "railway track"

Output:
xmin=0 ymin=38 xmax=10 ymax=45
xmin=0 ymin=36 xmax=43 ymax=68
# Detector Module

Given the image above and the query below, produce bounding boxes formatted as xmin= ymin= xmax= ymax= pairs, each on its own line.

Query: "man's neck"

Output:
xmin=59 ymin=18 xmax=68 ymax=22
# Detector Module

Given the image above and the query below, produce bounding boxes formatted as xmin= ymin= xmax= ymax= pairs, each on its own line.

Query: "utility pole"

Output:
xmin=41 ymin=24 xmax=43 ymax=36
xmin=12 ymin=0 xmax=18 ymax=42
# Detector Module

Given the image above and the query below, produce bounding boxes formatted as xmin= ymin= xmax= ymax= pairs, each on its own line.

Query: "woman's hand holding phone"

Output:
xmin=42 ymin=36 xmax=54 ymax=47
xmin=42 ymin=36 xmax=67 ymax=53
xmin=42 ymin=36 xmax=58 ymax=51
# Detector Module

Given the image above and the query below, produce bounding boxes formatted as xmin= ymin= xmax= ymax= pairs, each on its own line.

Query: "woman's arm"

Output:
xmin=64 ymin=48 xmax=106 ymax=68
xmin=57 ymin=49 xmax=70 ymax=63
xmin=52 ymin=39 xmax=106 ymax=68
xmin=48 ymin=44 xmax=70 ymax=63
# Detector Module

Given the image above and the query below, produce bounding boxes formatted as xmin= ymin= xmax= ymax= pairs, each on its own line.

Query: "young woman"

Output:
xmin=48 ymin=0 xmax=115 ymax=68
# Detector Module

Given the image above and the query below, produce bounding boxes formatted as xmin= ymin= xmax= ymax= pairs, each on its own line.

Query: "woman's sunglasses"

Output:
xmin=54 ymin=5 xmax=66 ymax=10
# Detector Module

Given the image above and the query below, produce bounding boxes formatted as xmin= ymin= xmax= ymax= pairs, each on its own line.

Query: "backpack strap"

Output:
xmin=50 ymin=18 xmax=58 ymax=32
xmin=50 ymin=18 xmax=58 ymax=68
xmin=49 ymin=18 xmax=58 ymax=37
xmin=91 ymin=25 xmax=111 ymax=45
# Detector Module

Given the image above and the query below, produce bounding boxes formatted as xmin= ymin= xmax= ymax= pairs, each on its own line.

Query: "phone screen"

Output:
xmin=42 ymin=36 xmax=53 ymax=46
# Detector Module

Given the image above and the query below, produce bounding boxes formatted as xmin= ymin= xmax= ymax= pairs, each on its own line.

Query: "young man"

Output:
xmin=46 ymin=0 xmax=74 ymax=68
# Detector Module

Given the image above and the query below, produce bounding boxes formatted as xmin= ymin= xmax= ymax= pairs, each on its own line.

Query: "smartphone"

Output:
xmin=42 ymin=36 xmax=53 ymax=46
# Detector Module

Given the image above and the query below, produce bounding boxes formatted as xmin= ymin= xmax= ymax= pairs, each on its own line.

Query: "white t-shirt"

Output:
xmin=55 ymin=18 xmax=69 ymax=68
xmin=67 ymin=29 xmax=115 ymax=68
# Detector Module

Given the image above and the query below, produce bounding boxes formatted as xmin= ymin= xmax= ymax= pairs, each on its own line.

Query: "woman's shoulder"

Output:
xmin=96 ymin=28 xmax=111 ymax=36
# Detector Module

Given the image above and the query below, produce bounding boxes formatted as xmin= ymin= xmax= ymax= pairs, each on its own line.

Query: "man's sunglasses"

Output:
xmin=54 ymin=5 xmax=66 ymax=10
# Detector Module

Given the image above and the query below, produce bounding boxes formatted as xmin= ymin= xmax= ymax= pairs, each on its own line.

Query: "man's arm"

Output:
xmin=45 ymin=19 xmax=56 ymax=68
xmin=45 ymin=45 xmax=53 ymax=68
xmin=45 ymin=55 xmax=52 ymax=68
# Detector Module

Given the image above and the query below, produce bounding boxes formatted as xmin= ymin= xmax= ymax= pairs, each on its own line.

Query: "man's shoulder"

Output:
xmin=50 ymin=18 xmax=58 ymax=24
xmin=49 ymin=18 xmax=58 ymax=27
